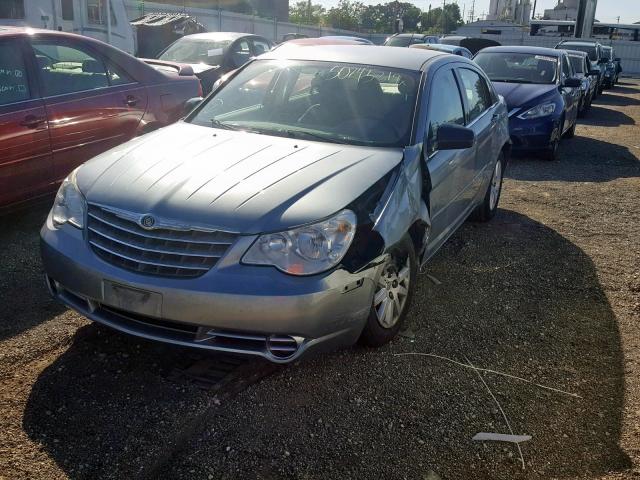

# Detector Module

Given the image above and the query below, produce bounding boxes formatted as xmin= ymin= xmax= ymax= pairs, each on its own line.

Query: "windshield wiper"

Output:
xmin=209 ymin=119 xmax=241 ymax=131
xmin=282 ymin=129 xmax=350 ymax=145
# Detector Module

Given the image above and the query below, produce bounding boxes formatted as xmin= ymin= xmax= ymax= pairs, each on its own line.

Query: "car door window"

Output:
xmin=228 ymin=40 xmax=252 ymax=68
xmin=458 ymin=68 xmax=491 ymax=124
xmin=106 ymin=61 xmax=134 ymax=86
xmin=0 ymin=41 xmax=30 ymax=105
xmin=252 ymin=38 xmax=271 ymax=56
xmin=427 ymin=70 xmax=465 ymax=155
xmin=561 ymin=55 xmax=573 ymax=80
xmin=32 ymin=40 xmax=109 ymax=96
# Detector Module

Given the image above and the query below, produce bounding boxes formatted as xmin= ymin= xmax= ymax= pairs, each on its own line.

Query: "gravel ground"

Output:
xmin=1 ymin=79 xmax=639 ymax=480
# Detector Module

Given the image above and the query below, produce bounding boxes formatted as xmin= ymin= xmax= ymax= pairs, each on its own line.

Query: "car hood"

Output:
xmin=492 ymin=82 xmax=558 ymax=109
xmin=77 ymin=123 xmax=402 ymax=234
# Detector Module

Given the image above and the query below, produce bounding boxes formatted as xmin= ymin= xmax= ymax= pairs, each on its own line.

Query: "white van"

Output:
xmin=0 ymin=0 xmax=135 ymax=53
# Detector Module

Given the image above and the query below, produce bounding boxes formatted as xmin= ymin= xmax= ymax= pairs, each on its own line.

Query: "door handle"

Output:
xmin=20 ymin=115 xmax=46 ymax=128
xmin=124 ymin=95 xmax=138 ymax=107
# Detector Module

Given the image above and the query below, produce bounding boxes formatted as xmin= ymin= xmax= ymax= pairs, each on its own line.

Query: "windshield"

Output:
xmin=564 ymin=44 xmax=598 ymax=61
xmin=188 ymin=60 xmax=420 ymax=148
xmin=386 ymin=36 xmax=422 ymax=47
xmin=159 ymin=38 xmax=232 ymax=65
xmin=569 ymin=55 xmax=585 ymax=74
xmin=474 ymin=52 xmax=558 ymax=85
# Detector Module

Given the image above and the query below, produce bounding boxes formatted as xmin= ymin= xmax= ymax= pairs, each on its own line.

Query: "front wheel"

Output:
xmin=359 ymin=236 xmax=417 ymax=347
xmin=564 ymin=118 xmax=576 ymax=138
xmin=471 ymin=152 xmax=504 ymax=222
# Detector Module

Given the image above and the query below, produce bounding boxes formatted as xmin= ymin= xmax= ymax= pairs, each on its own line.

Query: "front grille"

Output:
xmin=87 ymin=205 xmax=238 ymax=278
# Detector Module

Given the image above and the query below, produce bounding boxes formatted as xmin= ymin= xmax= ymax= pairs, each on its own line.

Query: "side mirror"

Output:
xmin=183 ymin=97 xmax=203 ymax=116
xmin=563 ymin=77 xmax=582 ymax=88
xmin=436 ymin=124 xmax=475 ymax=150
xmin=588 ymin=69 xmax=600 ymax=76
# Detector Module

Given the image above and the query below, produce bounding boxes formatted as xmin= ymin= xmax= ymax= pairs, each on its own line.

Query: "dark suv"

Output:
xmin=555 ymin=40 xmax=605 ymax=96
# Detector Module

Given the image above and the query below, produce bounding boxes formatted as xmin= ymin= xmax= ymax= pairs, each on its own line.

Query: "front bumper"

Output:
xmin=41 ymin=214 xmax=381 ymax=363
xmin=508 ymin=114 xmax=560 ymax=152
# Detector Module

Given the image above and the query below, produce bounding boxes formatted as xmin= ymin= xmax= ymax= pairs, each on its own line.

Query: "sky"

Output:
xmin=313 ymin=0 xmax=640 ymax=25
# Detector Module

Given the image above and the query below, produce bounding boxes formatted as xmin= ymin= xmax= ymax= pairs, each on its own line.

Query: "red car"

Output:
xmin=0 ymin=27 xmax=201 ymax=210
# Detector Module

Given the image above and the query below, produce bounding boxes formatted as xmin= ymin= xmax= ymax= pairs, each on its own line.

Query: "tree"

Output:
xmin=325 ymin=0 xmax=366 ymax=30
xmin=419 ymin=3 xmax=463 ymax=34
xmin=289 ymin=1 xmax=325 ymax=26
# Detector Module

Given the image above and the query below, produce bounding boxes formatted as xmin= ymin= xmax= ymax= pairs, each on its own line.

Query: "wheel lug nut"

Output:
xmin=388 ymin=292 xmax=394 ymax=299
xmin=392 ymin=280 xmax=398 ymax=288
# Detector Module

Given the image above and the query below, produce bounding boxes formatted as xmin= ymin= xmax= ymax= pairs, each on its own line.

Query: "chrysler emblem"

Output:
xmin=140 ymin=215 xmax=156 ymax=229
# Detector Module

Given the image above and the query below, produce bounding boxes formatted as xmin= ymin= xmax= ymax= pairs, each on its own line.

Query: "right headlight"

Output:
xmin=242 ymin=210 xmax=357 ymax=276
xmin=52 ymin=168 xmax=86 ymax=229
xmin=517 ymin=102 xmax=556 ymax=120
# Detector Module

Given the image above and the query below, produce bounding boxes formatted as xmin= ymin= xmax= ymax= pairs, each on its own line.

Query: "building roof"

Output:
xmin=262 ymin=45 xmax=446 ymax=71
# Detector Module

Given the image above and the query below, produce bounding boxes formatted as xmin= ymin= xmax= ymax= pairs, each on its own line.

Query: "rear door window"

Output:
xmin=0 ymin=40 xmax=30 ymax=105
xmin=31 ymin=40 xmax=109 ymax=96
xmin=457 ymin=68 xmax=492 ymax=124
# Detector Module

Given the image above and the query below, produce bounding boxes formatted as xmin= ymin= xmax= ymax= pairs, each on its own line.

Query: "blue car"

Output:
xmin=474 ymin=46 xmax=581 ymax=161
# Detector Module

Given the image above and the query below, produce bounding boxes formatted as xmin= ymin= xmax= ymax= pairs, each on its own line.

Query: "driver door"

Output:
xmin=423 ymin=65 xmax=473 ymax=260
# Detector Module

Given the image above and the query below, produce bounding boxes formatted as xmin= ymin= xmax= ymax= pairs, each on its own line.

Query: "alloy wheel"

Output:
xmin=373 ymin=257 xmax=411 ymax=329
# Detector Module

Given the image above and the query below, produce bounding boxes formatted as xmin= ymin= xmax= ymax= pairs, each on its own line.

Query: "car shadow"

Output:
xmin=608 ymin=84 xmax=640 ymax=95
xmin=594 ymin=92 xmax=640 ymax=107
xmin=21 ymin=210 xmax=631 ymax=479
xmin=581 ymin=105 xmax=636 ymax=126
xmin=508 ymin=136 xmax=640 ymax=182
xmin=0 ymin=202 xmax=66 ymax=341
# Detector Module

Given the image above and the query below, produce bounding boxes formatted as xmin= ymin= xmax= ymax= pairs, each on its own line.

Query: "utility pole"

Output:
xmin=531 ymin=0 xmax=537 ymax=20
xmin=442 ymin=0 xmax=446 ymax=34
xmin=470 ymin=0 xmax=475 ymax=22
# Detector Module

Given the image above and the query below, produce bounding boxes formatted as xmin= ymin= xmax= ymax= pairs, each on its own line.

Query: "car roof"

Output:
xmin=557 ymin=40 xmax=600 ymax=46
xmin=602 ymin=45 xmax=612 ymax=50
xmin=412 ymin=43 xmax=465 ymax=53
xmin=179 ymin=32 xmax=258 ymax=41
xmin=478 ymin=45 xmax=563 ymax=57
xmin=393 ymin=33 xmax=431 ymax=38
xmin=277 ymin=37 xmax=366 ymax=47
xmin=261 ymin=44 xmax=446 ymax=71
xmin=563 ymin=49 xmax=589 ymax=57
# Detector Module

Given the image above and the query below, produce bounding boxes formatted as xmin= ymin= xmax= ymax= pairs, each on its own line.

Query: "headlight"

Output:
xmin=243 ymin=210 xmax=357 ymax=275
xmin=517 ymin=102 xmax=556 ymax=120
xmin=52 ymin=169 xmax=86 ymax=229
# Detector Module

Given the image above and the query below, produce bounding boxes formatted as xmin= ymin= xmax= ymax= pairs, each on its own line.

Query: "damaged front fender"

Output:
xmin=372 ymin=145 xmax=431 ymax=261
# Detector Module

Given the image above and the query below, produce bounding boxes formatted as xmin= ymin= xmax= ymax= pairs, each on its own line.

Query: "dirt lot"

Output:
xmin=1 ymin=79 xmax=639 ymax=480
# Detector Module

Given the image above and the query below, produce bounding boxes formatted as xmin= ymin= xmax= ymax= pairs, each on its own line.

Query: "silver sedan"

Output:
xmin=41 ymin=45 xmax=510 ymax=363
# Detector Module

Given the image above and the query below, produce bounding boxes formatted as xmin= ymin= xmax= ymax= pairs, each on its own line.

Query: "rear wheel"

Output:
xmin=359 ymin=236 xmax=417 ymax=347
xmin=471 ymin=152 xmax=504 ymax=222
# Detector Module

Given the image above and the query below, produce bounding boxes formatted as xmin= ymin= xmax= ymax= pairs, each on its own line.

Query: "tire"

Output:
xmin=471 ymin=152 xmax=504 ymax=222
xmin=564 ymin=119 xmax=576 ymax=138
xmin=544 ymin=137 xmax=560 ymax=161
xmin=359 ymin=236 xmax=417 ymax=348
